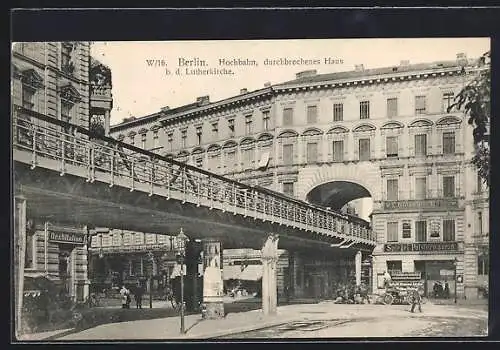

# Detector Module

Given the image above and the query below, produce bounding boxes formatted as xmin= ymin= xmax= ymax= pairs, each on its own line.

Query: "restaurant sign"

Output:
xmin=48 ymin=231 xmax=85 ymax=245
xmin=384 ymin=198 xmax=459 ymax=210
xmin=384 ymin=242 xmax=458 ymax=253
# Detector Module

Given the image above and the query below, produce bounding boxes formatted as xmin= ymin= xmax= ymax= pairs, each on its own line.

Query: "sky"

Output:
xmin=91 ymin=38 xmax=490 ymax=126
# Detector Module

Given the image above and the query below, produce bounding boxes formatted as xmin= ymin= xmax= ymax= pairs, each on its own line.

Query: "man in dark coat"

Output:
xmin=134 ymin=283 xmax=144 ymax=309
xmin=410 ymin=288 xmax=422 ymax=313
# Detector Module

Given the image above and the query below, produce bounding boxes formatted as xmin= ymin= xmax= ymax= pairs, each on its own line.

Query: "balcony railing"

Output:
xmin=12 ymin=105 xmax=376 ymax=245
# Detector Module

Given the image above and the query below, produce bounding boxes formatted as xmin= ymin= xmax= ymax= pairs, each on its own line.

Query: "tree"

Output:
xmin=448 ymin=51 xmax=490 ymax=187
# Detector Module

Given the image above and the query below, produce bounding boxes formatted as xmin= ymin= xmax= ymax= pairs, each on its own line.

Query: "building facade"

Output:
xmin=12 ymin=42 xmax=113 ymax=302
xmin=110 ymin=54 xmax=489 ymax=299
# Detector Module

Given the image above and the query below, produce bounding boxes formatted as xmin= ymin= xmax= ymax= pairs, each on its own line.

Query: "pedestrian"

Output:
xmin=383 ymin=271 xmax=392 ymax=289
xmin=134 ymin=282 xmax=144 ymax=309
xmin=410 ymin=288 xmax=422 ymax=313
xmin=120 ymin=285 xmax=130 ymax=309
xmin=444 ymin=281 xmax=450 ymax=299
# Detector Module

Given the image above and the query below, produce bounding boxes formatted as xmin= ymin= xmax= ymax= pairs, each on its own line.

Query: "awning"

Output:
xmin=223 ymin=265 xmax=262 ymax=281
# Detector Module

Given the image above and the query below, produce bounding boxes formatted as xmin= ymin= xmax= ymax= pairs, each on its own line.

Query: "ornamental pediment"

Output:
xmin=20 ymin=68 xmax=44 ymax=89
xmin=353 ymin=124 xmax=376 ymax=132
xmin=327 ymin=126 xmax=349 ymax=134
xmin=59 ymin=84 xmax=82 ymax=103
xmin=436 ymin=116 xmax=462 ymax=127
xmin=278 ymin=130 xmax=299 ymax=138
xmin=302 ymin=128 xmax=323 ymax=136
xmin=381 ymin=121 xmax=404 ymax=130
xmin=409 ymin=119 xmax=433 ymax=128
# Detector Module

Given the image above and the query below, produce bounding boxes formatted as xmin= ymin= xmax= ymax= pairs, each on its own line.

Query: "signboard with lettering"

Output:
xmin=384 ymin=242 xmax=458 ymax=253
xmin=384 ymin=198 xmax=459 ymax=210
xmin=48 ymin=231 xmax=85 ymax=245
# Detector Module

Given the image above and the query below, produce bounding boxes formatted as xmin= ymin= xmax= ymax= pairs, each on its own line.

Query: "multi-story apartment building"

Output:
xmin=12 ymin=42 xmax=113 ymax=302
xmin=110 ymin=53 xmax=489 ymax=299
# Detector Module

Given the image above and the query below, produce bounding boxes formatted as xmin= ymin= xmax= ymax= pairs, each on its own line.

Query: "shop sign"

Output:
xmin=384 ymin=198 xmax=459 ymax=210
xmin=384 ymin=241 xmax=458 ymax=252
xmin=48 ymin=231 xmax=85 ymax=244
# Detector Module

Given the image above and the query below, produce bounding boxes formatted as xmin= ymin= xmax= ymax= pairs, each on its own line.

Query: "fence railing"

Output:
xmin=12 ymin=105 xmax=376 ymax=245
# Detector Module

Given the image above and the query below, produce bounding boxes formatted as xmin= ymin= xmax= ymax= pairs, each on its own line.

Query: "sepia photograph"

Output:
xmin=11 ymin=37 xmax=490 ymax=341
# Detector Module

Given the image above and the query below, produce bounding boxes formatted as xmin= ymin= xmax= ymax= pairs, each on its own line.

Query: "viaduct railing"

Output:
xmin=12 ymin=105 xmax=376 ymax=246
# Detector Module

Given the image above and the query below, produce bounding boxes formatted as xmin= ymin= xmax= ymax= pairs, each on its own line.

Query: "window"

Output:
xmin=443 ymin=219 xmax=455 ymax=241
xmin=243 ymin=148 xmax=254 ymax=165
xmin=416 ymin=220 xmax=427 ymax=242
xmin=443 ymin=132 xmax=455 ymax=155
xmin=387 ymin=222 xmax=398 ymax=242
xmin=283 ymin=182 xmax=294 ymax=197
xmin=332 ymin=140 xmax=344 ymax=162
xmin=360 ymin=101 xmax=370 ymax=119
xmin=477 ymin=173 xmax=483 ymax=193
xmin=61 ymin=43 xmax=73 ymax=69
xmin=477 ymin=211 xmax=483 ymax=235
xmin=478 ymin=254 xmax=489 ymax=275
xmin=386 ymin=136 xmax=398 ymax=157
xmin=167 ymin=133 xmax=173 ymax=151
xmin=387 ymin=98 xmax=398 ymax=118
xmin=195 ymin=157 xmax=203 ymax=168
xmin=283 ymin=144 xmax=294 ymax=165
xmin=245 ymin=115 xmax=253 ymax=134
xmin=211 ymin=121 xmax=218 ymax=137
xmin=196 ymin=126 xmax=202 ymax=145
xmin=306 ymin=142 xmax=318 ymax=163
xmin=61 ymin=100 xmax=73 ymax=123
xmin=181 ymin=130 xmax=187 ymax=148
xmin=153 ymin=131 xmax=159 ymax=149
xmin=22 ymin=85 xmax=35 ymax=110
xmin=141 ymin=133 xmax=147 ymax=149
xmin=358 ymin=138 xmax=370 ymax=161
xmin=228 ymin=118 xmax=235 ymax=136
xmin=130 ymin=134 xmax=136 ymax=146
xmin=443 ymin=92 xmax=455 ymax=112
xmin=443 ymin=176 xmax=455 ymax=197
xmin=414 ymin=134 xmax=427 ymax=156
xmin=387 ymin=260 xmax=402 ymax=272
xmin=262 ymin=111 xmax=270 ymax=131
xmin=387 ymin=178 xmax=399 ymax=201
xmin=415 ymin=177 xmax=427 ymax=199
xmin=415 ymin=95 xmax=427 ymax=114
xmin=333 ymin=103 xmax=343 ymax=121
xmin=283 ymin=108 xmax=293 ymax=126
xmin=225 ymin=151 xmax=236 ymax=167
xmin=402 ymin=221 xmax=412 ymax=239
xmin=307 ymin=105 xmax=318 ymax=124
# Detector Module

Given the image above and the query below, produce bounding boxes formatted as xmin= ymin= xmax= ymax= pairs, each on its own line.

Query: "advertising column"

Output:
xmin=202 ymin=240 xmax=224 ymax=319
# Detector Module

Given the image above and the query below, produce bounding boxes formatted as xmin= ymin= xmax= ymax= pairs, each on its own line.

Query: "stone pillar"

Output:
xmin=202 ymin=239 xmax=224 ymax=319
xmin=14 ymin=196 xmax=27 ymax=338
xmin=355 ymin=250 xmax=362 ymax=286
xmin=261 ymin=234 xmax=279 ymax=316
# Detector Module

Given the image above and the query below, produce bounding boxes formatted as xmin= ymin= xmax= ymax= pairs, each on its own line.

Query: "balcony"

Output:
xmin=90 ymin=84 xmax=113 ymax=110
xmin=381 ymin=190 xmax=460 ymax=211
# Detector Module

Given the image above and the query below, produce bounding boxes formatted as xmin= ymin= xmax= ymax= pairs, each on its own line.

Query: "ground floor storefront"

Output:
xmin=24 ymin=222 xmax=89 ymax=302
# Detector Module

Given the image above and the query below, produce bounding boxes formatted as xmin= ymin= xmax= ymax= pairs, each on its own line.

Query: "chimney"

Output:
xmin=160 ymin=106 xmax=170 ymax=112
xmin=295 ymin=69 xmax=317 ymax=79
xmin=457 ymin=52 xmax=468 ymax=65
xmin=354 ymin=64 xmax=364 ymax=72
xmin=240 ymin=88 xmax=248 ymax=94
xmin=264 ymin=82 xmax=271 ymax=88
xmin=196 ymin=95 xmax=210 ymax=105
xmin=400 ymin=60 xmax=410 ymax=67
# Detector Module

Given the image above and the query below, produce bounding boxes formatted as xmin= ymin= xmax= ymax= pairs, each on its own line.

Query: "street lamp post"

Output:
xmin=453 ymin=257 xmax=458 ymax=304
xmin=147 ymin=252 xmax=154 ymax=309
xmin=175 ymin=228 xmax=189 ymax=335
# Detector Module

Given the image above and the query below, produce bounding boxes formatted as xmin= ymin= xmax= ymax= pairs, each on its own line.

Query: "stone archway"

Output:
xmin=297 ymin=162 xmax=381 ymax=203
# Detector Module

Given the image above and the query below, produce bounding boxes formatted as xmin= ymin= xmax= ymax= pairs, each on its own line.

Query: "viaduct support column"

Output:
xmin=355 ymin=250 xmax=362 ymax=287
xmin=261 ymin=234 xmax=279 ymax=316
xmin=202 ymin=239 xmax=224 ymax=319
xmin=14 ymin=196 xmax=27 ymax=339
